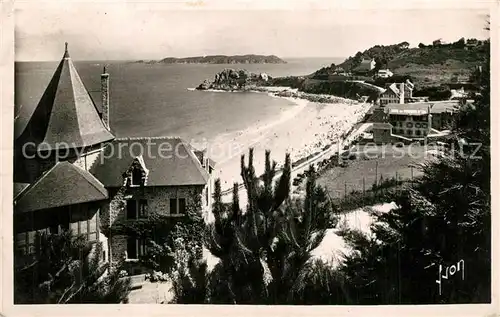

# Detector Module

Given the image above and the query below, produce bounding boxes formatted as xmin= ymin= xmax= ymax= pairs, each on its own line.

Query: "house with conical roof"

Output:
xmin=14 ymin=43 xmax=115 ymax=265
xmin=14 ymin=44 xmax=216 ymax=274
xmin=15 ymin=43 xmax=114 ymax=183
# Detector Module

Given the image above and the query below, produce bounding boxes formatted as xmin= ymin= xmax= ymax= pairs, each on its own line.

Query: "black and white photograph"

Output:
xmin=2 ymin=0 xmax=497 ymax=313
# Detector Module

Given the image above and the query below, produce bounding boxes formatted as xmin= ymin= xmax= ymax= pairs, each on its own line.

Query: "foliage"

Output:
xmin=170 ymin=149 xmax=340 ymax=304
xmin=413 ymin=86 xmax=452 ymax=101
xmin=300 ymin=80 xmax=380 ymax=101
xmin=106 ymin=192 xmax=205 ymax=275
xmin=336 ymin=40 xmax=491 ymax=303
xmin=337 ymin=42 xmax=410 ymax=71
xmin=293 ymin=259 xmax=351 ymax=305
xmin=169 ymin=237 xmax=209 ymax=303
xmin=14 ymin=231 xmax=131 ymax=304
xmin=366 ymin=75 xmax=414 ymax=88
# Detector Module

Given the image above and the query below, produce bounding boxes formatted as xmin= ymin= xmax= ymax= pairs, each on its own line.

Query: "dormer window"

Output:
xmin=131 ymin=167 xmax=142 ymax=186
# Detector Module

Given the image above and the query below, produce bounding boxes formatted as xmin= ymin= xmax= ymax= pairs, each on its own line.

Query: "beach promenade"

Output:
xmin=217 ymin=112 xmax=371 ymax=206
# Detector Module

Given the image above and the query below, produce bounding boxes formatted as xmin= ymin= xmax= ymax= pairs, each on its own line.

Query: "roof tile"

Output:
xmin=90 ymin=137 xmax=211 ymax=187
xmin=14 ymin=161 xmax=108 ymax=213
xmin=15 ymin=43 xmax=114 ymax=152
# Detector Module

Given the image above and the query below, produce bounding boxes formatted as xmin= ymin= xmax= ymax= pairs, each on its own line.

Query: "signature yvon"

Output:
xmin=436 ymin=259 xmax=465 ymax=295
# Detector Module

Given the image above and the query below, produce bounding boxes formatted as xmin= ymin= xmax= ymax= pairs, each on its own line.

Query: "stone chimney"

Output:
xmin=101 ymin=66 xmax=110 ymax=130
xmin=399 ymin=82 xmax=405 ymax=104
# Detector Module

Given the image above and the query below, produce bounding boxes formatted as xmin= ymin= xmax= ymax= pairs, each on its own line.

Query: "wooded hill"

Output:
xmin=313 ymin=38 xmax=489 ymax=88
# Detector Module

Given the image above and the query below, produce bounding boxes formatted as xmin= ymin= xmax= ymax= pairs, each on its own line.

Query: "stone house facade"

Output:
xmin=90 ymin=137 xmax=215 ymax=273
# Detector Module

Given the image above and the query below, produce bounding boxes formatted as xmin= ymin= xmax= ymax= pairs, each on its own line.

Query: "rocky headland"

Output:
xmin=136 ymin=54 xmax=286 ymax=65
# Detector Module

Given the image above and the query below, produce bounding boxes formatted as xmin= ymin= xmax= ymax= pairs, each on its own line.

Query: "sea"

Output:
xmin=14 ymin=58 xmax=343 ymax=147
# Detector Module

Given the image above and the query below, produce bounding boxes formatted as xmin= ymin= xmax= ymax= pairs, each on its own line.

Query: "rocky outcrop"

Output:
xmin=196 ymin=69 xmax=272 ymax=91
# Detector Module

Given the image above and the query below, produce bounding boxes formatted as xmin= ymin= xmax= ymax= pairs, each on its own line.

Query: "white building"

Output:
xmin=377 ymin=69 xmax=394 ymax=78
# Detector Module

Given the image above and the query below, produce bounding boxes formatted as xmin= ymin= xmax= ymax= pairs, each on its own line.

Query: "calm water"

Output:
xmin=15 ymin=57 xmax=342 ymax=143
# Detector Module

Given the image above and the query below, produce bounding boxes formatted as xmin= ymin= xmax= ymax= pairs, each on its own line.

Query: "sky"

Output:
xmin=14 ymin=1 xmax=491 ymax=61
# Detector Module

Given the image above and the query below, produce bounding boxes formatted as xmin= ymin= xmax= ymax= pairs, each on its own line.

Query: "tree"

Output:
xmin=454 ymin=37 xmax=466 ymax=49
xmin=14 ymin=231 xmax=131 ymax=304
xmin=399 ymin=41 xmax=410 ymax=49
xmin=418 ymin=43 xmax=426 ymax=49
xmin=177 ymin=149 xmax=339 ymax=304
xmin=337 ymin=36 xmax=490 ymax=304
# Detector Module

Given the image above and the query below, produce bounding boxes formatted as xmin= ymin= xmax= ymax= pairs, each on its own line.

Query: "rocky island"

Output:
xmin=196 ymin=69 xmax=273 ymax=91
xmin=136 ymin=54 xmax=286 ymax=64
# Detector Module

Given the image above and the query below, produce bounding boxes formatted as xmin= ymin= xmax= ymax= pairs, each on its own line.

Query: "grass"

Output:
xmin=312 ymin=144 xmax=428 ymax=200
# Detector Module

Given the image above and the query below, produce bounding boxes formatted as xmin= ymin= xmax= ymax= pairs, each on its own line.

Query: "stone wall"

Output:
xmin=104 ymin=185 xmax=205 ymax=264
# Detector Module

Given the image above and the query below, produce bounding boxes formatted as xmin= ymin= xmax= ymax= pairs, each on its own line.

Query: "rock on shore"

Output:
xmin=196 ymin=68 xmax=272 ymax=91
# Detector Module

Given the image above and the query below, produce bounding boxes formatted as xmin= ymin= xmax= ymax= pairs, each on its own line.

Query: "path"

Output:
xmin=219 ymin=115 xmax=373 ymax=203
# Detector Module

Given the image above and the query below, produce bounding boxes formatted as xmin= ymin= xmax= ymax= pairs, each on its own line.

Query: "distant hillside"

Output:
xmin=137 ymin=54 xmax=287 ymax=64
xmin=312 ymin=38 xmax=489 ymax=88
xmin=194 ymin=38 xmax=488 ymax=101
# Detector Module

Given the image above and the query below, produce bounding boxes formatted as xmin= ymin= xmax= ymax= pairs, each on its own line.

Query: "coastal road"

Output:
xmin=219 ymin=120 xmax=373 ymax=202
xmin=346 ymin=80 xmax=385 ymax=93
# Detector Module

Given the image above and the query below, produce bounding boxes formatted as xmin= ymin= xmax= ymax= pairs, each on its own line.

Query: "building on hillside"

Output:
xmin=14 ymin=43 xmax=114 ymax=264
xmin=90 ymin=137 xmax=215 ymax=274
xmin=379 ymin=80 xmax=414 ymax=105
xmin=369 ymin=105 xmax=388 ymax=123
xmin=386 ymin=100 xmax=459 ymax=139
xmin=353 ymin=58 xmax=375 ymax=74
xmin=465 ymin=38 xmax=479 ymax=49
xmin=450 ymin=87 xmax=467 ymax=100
xmin=372 ymin=123 xmax=393 ymax=144
xmin=376 ymin=69 xmax=393 ymax=78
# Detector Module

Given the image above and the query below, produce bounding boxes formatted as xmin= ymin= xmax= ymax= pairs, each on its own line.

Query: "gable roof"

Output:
xmin=14 ymin=161 xmax=108 ymax=213
xmin=15 ymin=43 xmax=114 ymax=152
xmin=90 ymin=137 xmax=211 ymax=187
xmin=382 ymin=83 xmax=400 ymax=96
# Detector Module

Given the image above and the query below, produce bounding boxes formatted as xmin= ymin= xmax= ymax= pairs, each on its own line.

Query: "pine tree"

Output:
xmin=204 ymin=149 xmax=338 ymax=304
xmin=14 ymin=231 xmax=131 ymax=304
xmin=337 ymin=31 xmax=490 ymax=304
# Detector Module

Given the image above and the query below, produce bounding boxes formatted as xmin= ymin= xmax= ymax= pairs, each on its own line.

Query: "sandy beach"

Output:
xmin=202 ymin=89 xmax=372 ymax=193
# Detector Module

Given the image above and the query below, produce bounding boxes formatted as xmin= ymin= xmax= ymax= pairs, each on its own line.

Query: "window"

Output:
xmin=407 ymin=130 xmax=413 ymax=136
xmin=127 ymin=199 xmax=147 ymax=219
xmin=170 ymin=198 xmax=186 ymax=214
xmin=131 ymin=167 xmax=142 ymax=186
xmin=127 ymin=200 xmax=137 ymax=219
xmin=179 ymin=198 xmax=186 ymax=214
xmin=127 ymin=237 xmax=147 ymax=260
xmin=170 ymin=198 xmax=177 ymax=214
xmin=127 ymin=237 xmax=137 ymax=259
xmin=416 ymin=130 xmax=421 ymax=136
xmin=205 ymin=188 xmax=209 ymax=206
xmin=69 ymin=205 xmax=98 ymax=241
xmin=139 ymin=199 xmax=147 ymax=218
